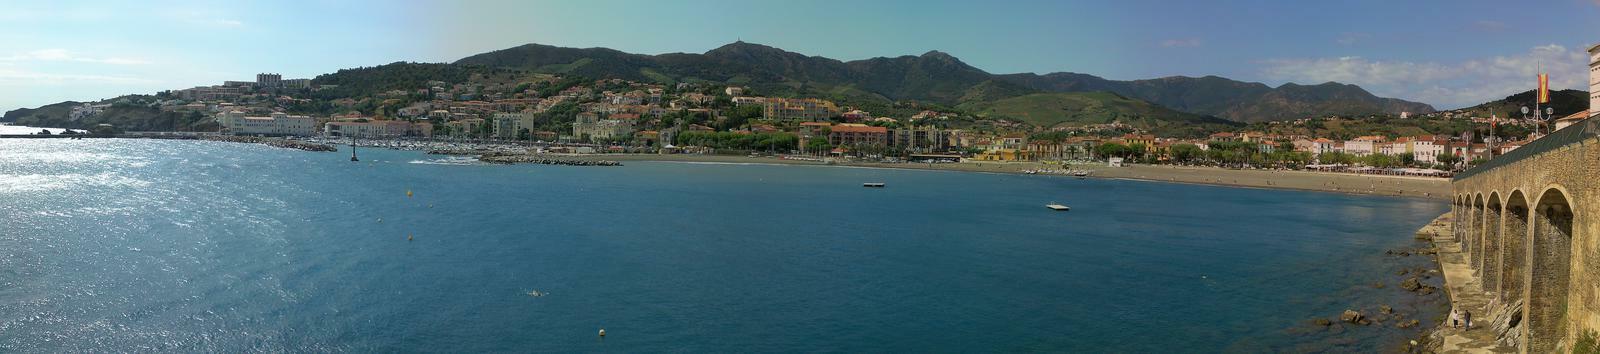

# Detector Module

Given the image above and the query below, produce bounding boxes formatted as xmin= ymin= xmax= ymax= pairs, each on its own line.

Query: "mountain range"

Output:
xmin=456 ymin=41 xmax=1436 ymax=123
xmin=6 ymin=41 xmax=1440 ymax=135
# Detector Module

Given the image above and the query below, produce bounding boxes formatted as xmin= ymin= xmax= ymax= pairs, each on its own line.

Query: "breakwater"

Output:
xmin=426 ymin=149 xmax=619 ymax=166
xmin=200 ymin=135 xmax=337 ymax=152
xmin=478 ymin=155 xmax=621 ymax=166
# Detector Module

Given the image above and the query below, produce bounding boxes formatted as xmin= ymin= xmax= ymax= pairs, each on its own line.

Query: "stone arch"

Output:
xmin=1500 ymin=190 xmax=1529 ymax=303
xmin=1471 ymin=193 xmax=1485 ymax=272
xmin=1483 ymin=192 xmax=1503 ymax=294
xmin=1527 ymin=187 xmax=1575 ymax=353
xmin=1456 ymin=195 xmax=1468 ymax=242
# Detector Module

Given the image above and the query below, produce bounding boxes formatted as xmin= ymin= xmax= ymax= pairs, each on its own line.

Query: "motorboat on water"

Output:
xmin=1046 ymin=203 xmax=1070 ymax=211
xmin=862 ymin=182 xmax=886 ymax=188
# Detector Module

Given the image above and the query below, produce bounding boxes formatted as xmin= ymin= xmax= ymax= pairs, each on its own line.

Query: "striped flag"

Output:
xmin=1538 ymin=74 xmax=1550 ymax=103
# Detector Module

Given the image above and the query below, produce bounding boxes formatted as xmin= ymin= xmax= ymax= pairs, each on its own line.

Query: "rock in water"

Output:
xmin=1397 ymin=319 xmax=1420 ymax=329
xmin=1341 ymin=310 xmax=1365 ymax=324
xmin=1380 ymin=305 xmax=1393 ymax=314
xmin=1314 ymin=318 xmax=1332 ymax=326
xmin=1400 ymin=277 xmax=1423 ymax=291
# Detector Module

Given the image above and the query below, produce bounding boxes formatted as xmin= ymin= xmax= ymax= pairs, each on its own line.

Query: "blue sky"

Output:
xmin=4 ymin=0 xmax=1599 ymax=111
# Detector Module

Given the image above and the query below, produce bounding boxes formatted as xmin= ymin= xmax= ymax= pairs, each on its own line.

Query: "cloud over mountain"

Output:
xmin=1259 ymin=44 xmax=1589 ymax=109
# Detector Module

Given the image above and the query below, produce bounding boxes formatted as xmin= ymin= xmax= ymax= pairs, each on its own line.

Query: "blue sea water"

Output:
xmin=0 ymin=139 xmax=1448 ymax=352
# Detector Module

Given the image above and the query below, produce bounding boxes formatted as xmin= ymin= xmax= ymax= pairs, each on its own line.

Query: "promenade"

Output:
xmin=1422 ymin=213 xmax=1512 ymax=353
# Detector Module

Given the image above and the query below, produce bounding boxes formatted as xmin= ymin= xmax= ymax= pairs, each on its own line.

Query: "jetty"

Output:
xmin=476 ymin=153 xmax=620 ymax=166
xmin=200 ymin=136 xmax=337 ymax=152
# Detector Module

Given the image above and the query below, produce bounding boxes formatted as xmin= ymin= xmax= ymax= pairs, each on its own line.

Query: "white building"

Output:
xmin=323 ymin=120 xmax=417 ymax=138
xmin=216 ymin=111 xmax=316 ymax=136
xmin=491 ymin=112 xmax=537 ymax=139
xmin=1410 ymin=138 xmax=1446 ymax=164
xmin=283 ymin=78 xmax=310 ymax=90
xmin=256 ymin=73 xmax=282 ymax=88
xmin=572 ymin=112 xmax=635 ymax=141
xmin=1590 ymin=43 xmax=1600 ymax=118
xmin=1343 ymin=136 xmax=1384 ymax=156
xmin=69 ymin=103 xmax=110 ymax=121
xmin=1310 ymin=138 xmax=1337 ymax=155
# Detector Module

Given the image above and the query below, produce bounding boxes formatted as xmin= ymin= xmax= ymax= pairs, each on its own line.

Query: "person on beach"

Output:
xmin=1462 ymin=309 xmax=1472 ymax=330
xmin=1449 ymin=307 xmax=1461 ymax=328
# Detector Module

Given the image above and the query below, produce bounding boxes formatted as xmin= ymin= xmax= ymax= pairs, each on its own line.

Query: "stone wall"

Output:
xmin=1451 ymin=134 xmax=1600 ymax=353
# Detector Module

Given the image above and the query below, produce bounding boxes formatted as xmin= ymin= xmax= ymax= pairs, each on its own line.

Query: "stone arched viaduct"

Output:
xmin=1451 ymin=120 xmax=1599 ymax=353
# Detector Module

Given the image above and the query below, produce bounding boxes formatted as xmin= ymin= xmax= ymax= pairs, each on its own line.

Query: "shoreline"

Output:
xmin=1420 ymin=213 xmax=1512 ymax=352
xmin=547 ymin=153 xmax=1453 ymax=200
xmin=160 ymin=137 xmax=1454 ymax=199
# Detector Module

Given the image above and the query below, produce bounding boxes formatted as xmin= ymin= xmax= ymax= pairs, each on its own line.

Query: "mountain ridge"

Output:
xmin=455 ymin=41 xmax=1435 ymax=122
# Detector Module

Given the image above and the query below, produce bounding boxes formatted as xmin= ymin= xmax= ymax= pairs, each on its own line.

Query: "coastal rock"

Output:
xmin=1487 ymin=299 xmax=1524 ymax=349
xmin=477 ymin=154 xmax=622 ymax=166
xmin=1400 ymin=277 xmax=1422 ymax=291
xmin=1380 ymin=305 xmax=1393 ymax=314
xmin=201 ymin=136 xmax=336 ymax=152
xmin=1397 ymin=319 xmax=1420 ymax=329
xmin=1314 ymin=318 xmax=1332 ymax=326
xmin=1341 ymin=310 xmax=1365 ymax=324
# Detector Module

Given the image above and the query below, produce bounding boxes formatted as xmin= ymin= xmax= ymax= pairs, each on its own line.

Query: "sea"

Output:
xmin=0 ymin=124 xmax=83 ymax=135
xmin=0 ymin=138 xmax=1448 ymax=352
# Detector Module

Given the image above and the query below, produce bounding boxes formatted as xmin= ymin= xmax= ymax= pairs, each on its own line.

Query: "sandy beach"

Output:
xmin=555 ymin=153 xmax=1453 ymax=200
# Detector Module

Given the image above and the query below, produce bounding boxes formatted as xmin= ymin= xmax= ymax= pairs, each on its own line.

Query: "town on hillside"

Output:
xmin=27 ymin=54 xmax=1600 ymax=177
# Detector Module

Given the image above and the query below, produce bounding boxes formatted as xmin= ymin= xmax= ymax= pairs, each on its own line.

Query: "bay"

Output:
xmin=0 ymin=139 xmax=1447 ymax=352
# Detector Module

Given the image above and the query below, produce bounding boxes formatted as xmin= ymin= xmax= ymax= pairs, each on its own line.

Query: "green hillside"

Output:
xmin=962 ymin=92 xmax=1241 ymax=137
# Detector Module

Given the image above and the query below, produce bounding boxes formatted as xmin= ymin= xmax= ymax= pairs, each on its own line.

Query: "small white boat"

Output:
xmin=1046 ymin=203 xmax=1070 ymax=211
xmin=862 ymin=182 xmax=886 ymax=188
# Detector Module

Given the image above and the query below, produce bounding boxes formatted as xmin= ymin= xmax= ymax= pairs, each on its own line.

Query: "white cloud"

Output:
xmin=1160 ymin=38 xmax=1202 ymax=48
xmin=0 ymin=49 xmax=151 ymax=65
xmin=1259 ymin=44 xmax=1589 ymax=109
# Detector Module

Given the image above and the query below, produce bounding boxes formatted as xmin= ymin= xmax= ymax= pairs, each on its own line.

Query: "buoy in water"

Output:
xmin=406 ymin=190 xmax=413 ymax=198
xmin=377 ymin=218 xmax=383 ymax=223
xmin=598 ymin=328 xmax=606 ymax=337
xmin=408 ymin=233 xmax=413 ymax=241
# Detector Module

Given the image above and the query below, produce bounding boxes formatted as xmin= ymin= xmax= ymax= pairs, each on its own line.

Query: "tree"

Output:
xmin=1169 ymin=144 xmax=1202 ymax=163
xmin=1094 ymin=142 xmax=1130 ymax=159
xmin=806 ymin=136 xmax=832 ymax=152
xmin=1436 ymin=153 xmax=1461 ymax=168
xmin=1317 ymin=151 xmax=1355 ymax=165
xmin=1397 ymin=152 xmax=1416 ymax=167
xmin=1364 ymin=153 xmax=1398 ymax=168
xmin=1127 ymin=143 xmax=1148 ymax=160
xmin=517 ymin=128 xmax=531 ymax=141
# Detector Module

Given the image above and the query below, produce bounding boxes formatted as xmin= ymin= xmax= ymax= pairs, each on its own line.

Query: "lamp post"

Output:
xmin=1544 ymin=107 xmax=1554 ymax=134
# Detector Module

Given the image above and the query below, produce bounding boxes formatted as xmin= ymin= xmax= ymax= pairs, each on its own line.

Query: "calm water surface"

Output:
xmin=0 ymin=139 xmax=1447 ymax=352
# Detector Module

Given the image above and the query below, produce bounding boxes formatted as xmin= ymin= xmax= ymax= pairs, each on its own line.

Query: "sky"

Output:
xmin=3 ymin=0 xmax=1599 ymax=111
